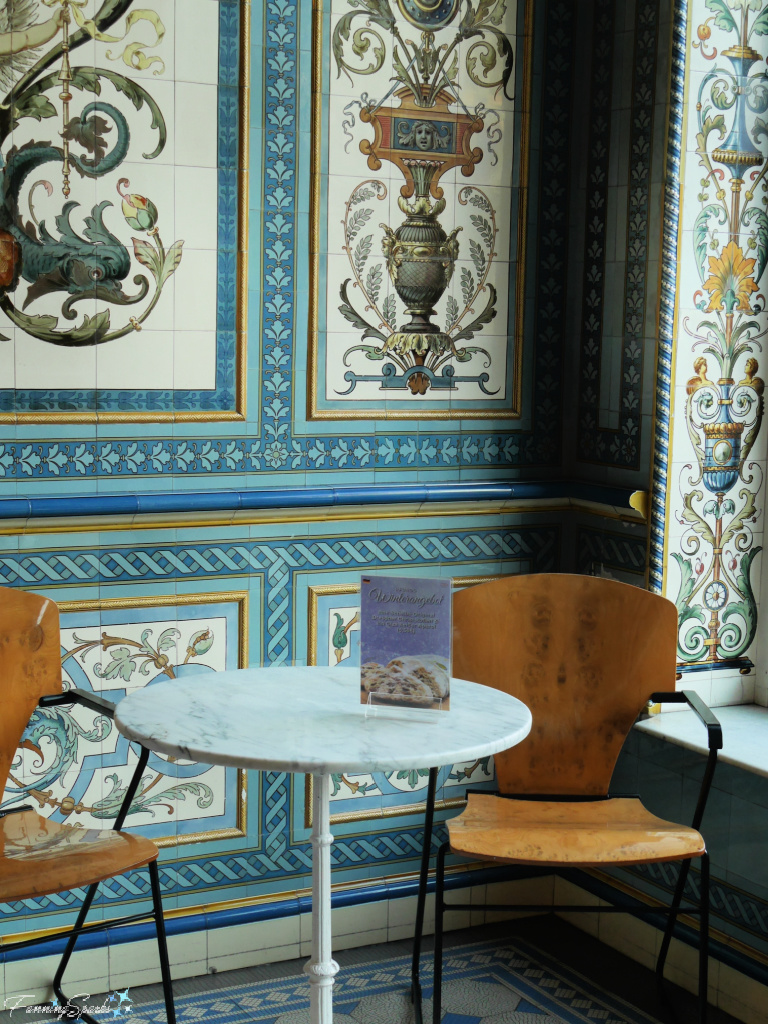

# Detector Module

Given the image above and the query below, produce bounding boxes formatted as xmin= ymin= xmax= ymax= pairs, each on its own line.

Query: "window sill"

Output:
xmin=634 ymin=704 xmax=768 ymax=779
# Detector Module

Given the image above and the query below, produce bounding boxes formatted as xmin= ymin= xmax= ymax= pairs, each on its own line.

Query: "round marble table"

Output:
xmin=115 ymin=665 xmax=532 ymax=1024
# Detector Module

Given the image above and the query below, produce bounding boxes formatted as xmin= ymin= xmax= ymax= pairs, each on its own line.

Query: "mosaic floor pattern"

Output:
xmin=121 ymin=938 xmax=661 ymax=1024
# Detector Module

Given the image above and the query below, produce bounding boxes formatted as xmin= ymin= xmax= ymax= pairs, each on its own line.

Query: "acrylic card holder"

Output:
xmin=364 ymin=690 xmax=444 ymax=723
xmin=359 ymin=574 xmax=452 ymax=715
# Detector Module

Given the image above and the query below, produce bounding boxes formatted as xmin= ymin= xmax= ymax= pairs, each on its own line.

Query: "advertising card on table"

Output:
xmin=360 ymin=575 xmax=452 ymax=711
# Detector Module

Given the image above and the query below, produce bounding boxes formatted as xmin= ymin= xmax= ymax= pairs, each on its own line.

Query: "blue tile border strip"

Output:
xmin=0 ymin=865 xmax=543 ymax=963
xmin=0 ymin=432 xmax=539 ymax=479
xmin=5 ymin=863 xmax=768 ymax=996
xmin=0 ymin=525 xmax=559 ymax=665
xmin=648 ymin=0 xmax=685 ymax=593
xmin=0 ymin=479 xmax=640 ymax=520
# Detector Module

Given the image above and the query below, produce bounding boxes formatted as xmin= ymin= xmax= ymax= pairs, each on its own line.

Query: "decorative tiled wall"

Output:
xmin=0 ymin=512 xmax=559 ymax=938
xmin=531 ymin=0 xmax=669 ymax=492
xmin=0 ymin=0 xmax=581 ymax=955
xmin=0 ymin=0 xmax=238 ymax=417
xmin=311 ymin=1 xmax=524 ymax=416
xmin=0 ymin=0 xmax=574 ymax=483
xmin=652 ymin=0 xmax=768 ymax=706
xmin=9 ymin=0 xmax=768 ymax=1003
xmin=0 ymin=0 xmax=662 ymax=964
xmin=573 ymin=0 xmax=664 ymax=474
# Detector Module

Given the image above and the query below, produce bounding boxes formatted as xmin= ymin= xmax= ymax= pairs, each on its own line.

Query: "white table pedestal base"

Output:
xmin=304 ymin=772 xmax=339 ymax=1024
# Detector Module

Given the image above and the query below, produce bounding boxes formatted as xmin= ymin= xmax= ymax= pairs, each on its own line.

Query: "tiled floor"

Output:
xmin=0 ymin=917 xmax=743 ymax=1024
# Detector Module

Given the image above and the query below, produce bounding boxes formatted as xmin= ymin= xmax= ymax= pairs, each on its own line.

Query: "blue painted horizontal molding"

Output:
xmin=0 ymin=480 xmax=638 ymax=521
xmin=0 ymin=865 xmax=540 ymax=963
xmin=5 ymin=864 xmax=768 ymax=993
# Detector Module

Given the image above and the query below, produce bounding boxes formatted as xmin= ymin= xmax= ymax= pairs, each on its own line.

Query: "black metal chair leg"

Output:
xmin=432 ymin=841 xmax=448 ymax=1024
xmin=656 ymin=855 xmax=693 ymax=980
xmin=48 ymin=863 xmax=175 ymax=1024
xmin=411 ymin=766 xmax=438 ymax=1024
xmin=149 ymin=857 xmax=176 ymax=1024
xmin=51 ymin=880 xmax=102 ymax=1024
xmin=699 ymin=852 xmax=710 ymax=1024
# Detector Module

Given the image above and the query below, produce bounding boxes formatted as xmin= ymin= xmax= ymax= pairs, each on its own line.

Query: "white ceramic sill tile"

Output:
xmin=718 ymin=961 xmax=768 ymax=1024
xmin=208 ymin=916 xmax=299 ymax=957
xmin=2 ymin=952 xmax=59 ymax=1005
xmin=635 ymin=705 xmax=768 ymax=778
xmin=207 ymin=945 xmax=301 ymax=974
xmin=298 ymin=902 xmax=388 ymax=944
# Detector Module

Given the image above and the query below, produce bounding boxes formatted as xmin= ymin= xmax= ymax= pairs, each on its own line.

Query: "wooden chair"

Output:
xmin=0 ymin=588 xmax=176 ymax=1023
xmin=428 ymin=574 xmax=721 ymax=1024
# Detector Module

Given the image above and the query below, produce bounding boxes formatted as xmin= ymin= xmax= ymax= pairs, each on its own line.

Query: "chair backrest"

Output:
xmin=0 ymin=587 xmax=62 ymax=793
xmin=453 ymin=573 xmax=678 ymax=796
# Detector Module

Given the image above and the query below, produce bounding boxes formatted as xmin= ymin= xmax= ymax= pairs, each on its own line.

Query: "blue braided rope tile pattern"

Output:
xmin=613 ymin=862 xmax=768 ymax=959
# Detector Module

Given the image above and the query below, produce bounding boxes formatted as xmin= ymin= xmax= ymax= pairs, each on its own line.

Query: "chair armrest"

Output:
xmin=649 ymin=689 xmax=721 ymax=832
xmin=39 ymin=688 xmax=117 ymax=718
xmin=650 ymin=690 xmax=723 ymax=751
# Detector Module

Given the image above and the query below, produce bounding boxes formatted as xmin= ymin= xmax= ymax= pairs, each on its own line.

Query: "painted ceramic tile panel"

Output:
xmin=311 ymin=0 xmax=525 ymax=417
xmin=0 ymin=0 xmax=241 ymax=418
xmin=1 ymin=597 xmax=246 ymax=844
xmin=309 ymin=584 xmax=494 ymax=822
xmin=664 ymin=0 xmax=768 ymax=680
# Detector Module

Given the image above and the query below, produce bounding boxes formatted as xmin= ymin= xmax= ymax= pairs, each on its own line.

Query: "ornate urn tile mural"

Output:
xmin=0 ymin=0 xmax=243 ymax=419
xmin=309 ymin=0 xmax=528 ymax=419
xmin=666 ymin=0 xmax=768 ymax=689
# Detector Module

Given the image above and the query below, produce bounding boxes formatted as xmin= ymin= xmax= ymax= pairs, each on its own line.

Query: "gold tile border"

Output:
xmin=4 ymin=0 xmax=250 ymax=424
xmin=57 ymin=590 xmax=249 ymax=847
xmin=307 ymin=0 xmax=532 ymax=421
xmin=304 ymin=574 xmax=504 ymax=827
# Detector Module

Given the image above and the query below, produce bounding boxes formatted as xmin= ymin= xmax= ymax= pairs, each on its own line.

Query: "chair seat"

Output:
xmin=448 ymin=793 xmax=706 ymax=867
xmin=0 ymin=810 xmax=158 ymax=901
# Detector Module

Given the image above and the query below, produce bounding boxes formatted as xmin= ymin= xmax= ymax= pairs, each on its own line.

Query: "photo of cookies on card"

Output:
xmin=361 ymin=659 xmax=439 ymax=707
xmin=359 ymin=576 xmax=452 ymax=711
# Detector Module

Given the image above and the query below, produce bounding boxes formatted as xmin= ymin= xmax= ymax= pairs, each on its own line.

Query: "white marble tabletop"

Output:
xmin=114 ymin=665 xmax=532 ymax=774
